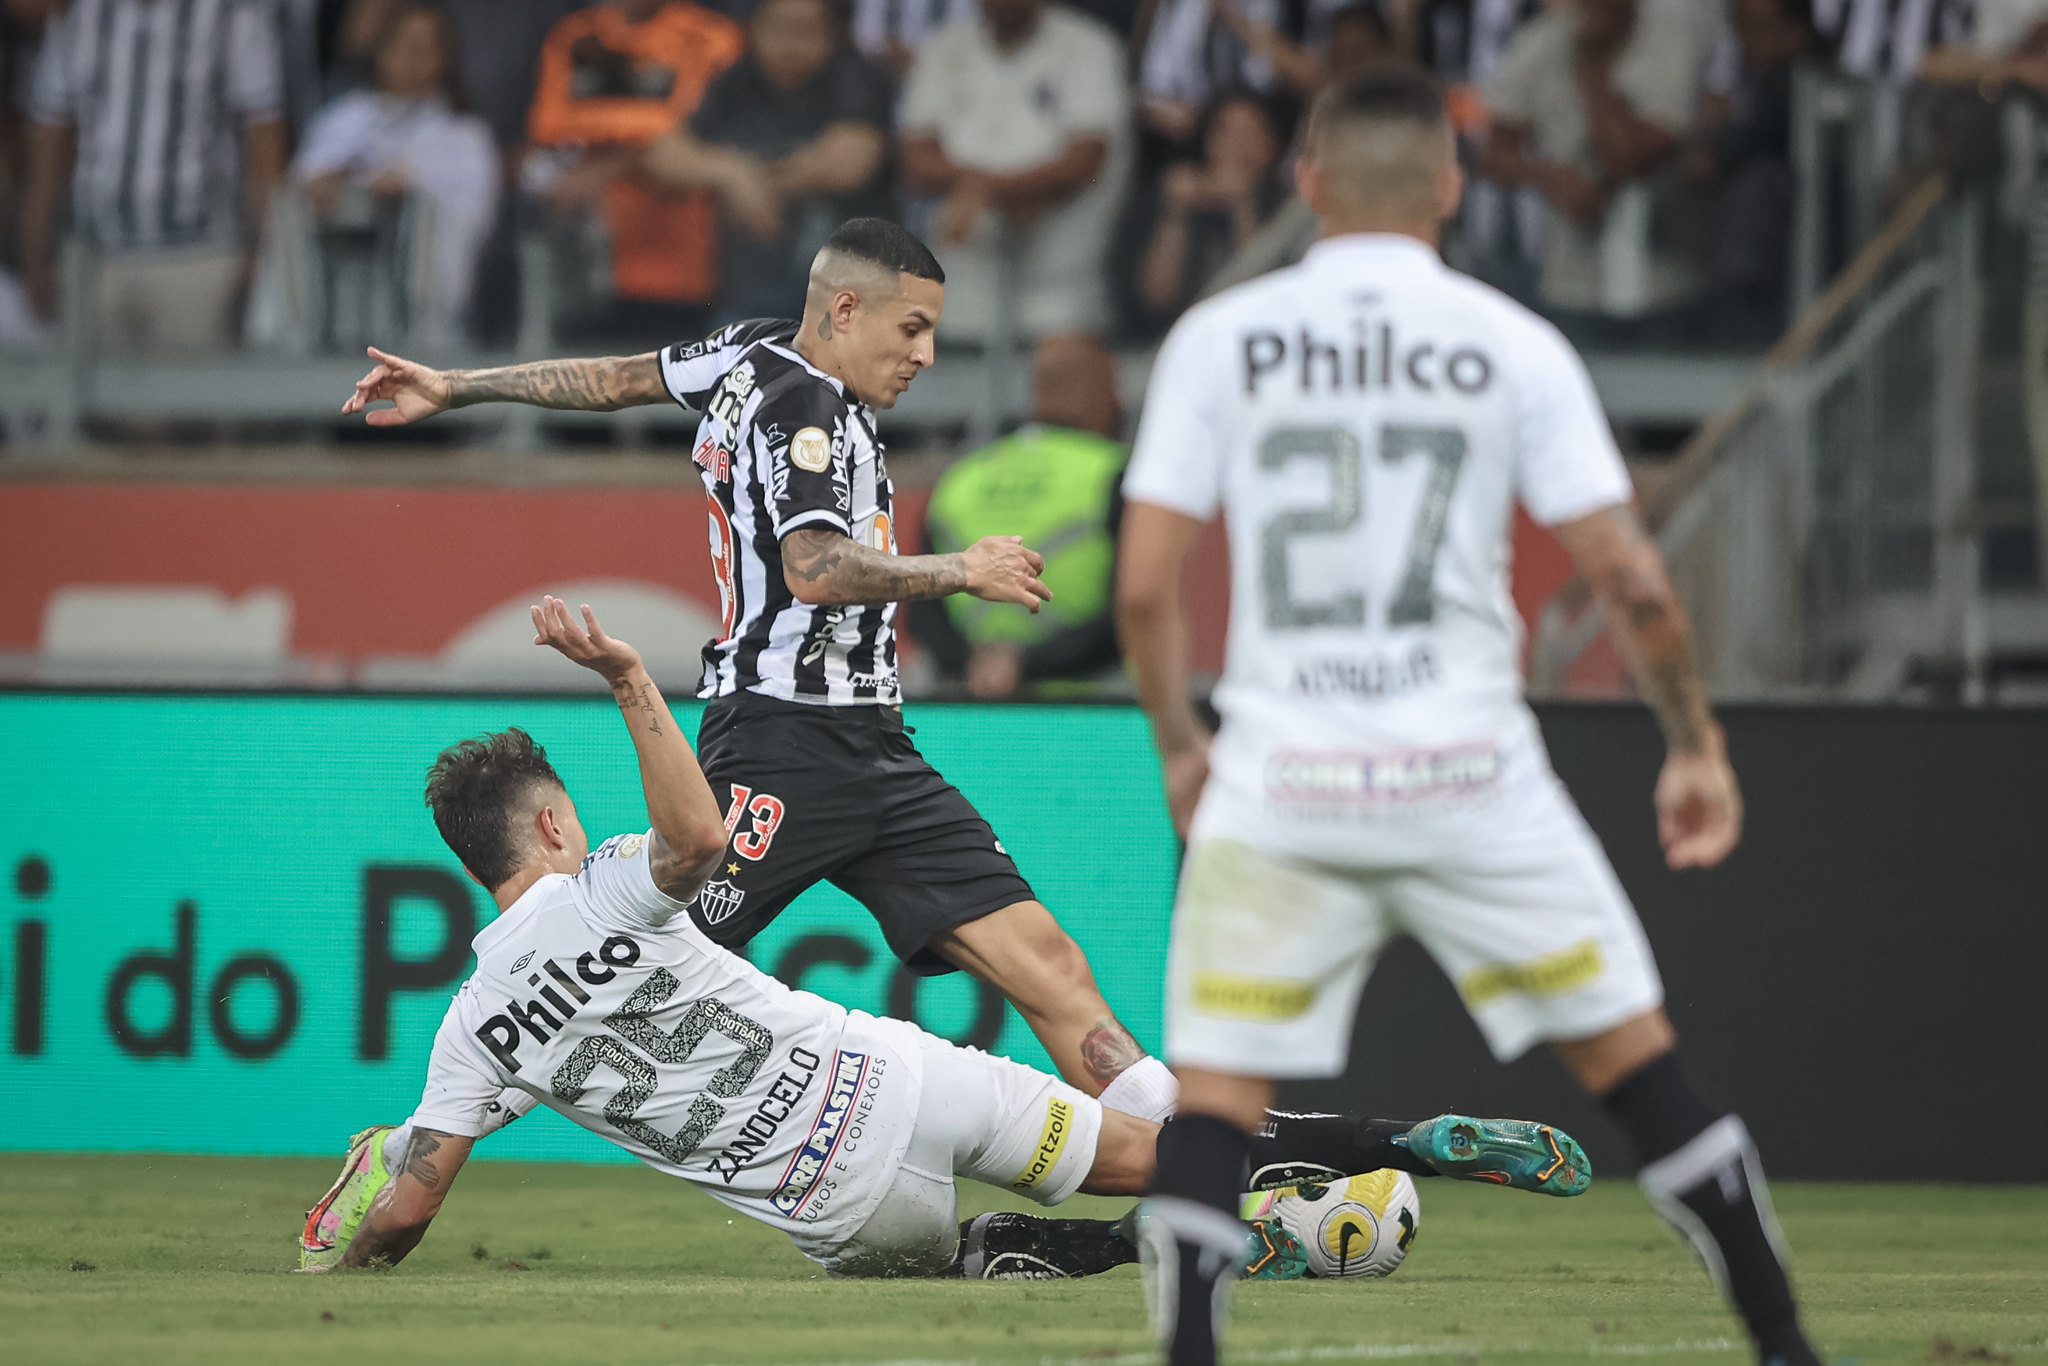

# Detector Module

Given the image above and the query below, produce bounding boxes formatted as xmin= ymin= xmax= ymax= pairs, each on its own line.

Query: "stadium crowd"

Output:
xmin=5 ymin=0 xmax=2045 ymax=357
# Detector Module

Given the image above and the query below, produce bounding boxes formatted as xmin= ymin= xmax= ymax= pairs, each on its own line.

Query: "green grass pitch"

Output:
xmin=1 ymin=1154 xmax=2042 ymax=1366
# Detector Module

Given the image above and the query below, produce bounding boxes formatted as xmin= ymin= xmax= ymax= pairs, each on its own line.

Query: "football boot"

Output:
xmin=1399 ymin=1114 xmax=1591 ymax=1196
xmin=297 ymin=1124 xmax=396 ymax=1271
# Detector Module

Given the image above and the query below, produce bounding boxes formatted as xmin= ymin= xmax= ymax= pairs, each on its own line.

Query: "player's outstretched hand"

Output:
xmin=961 ymin=535 xmax=1053 ymax=614
xmin=532 ymin=595 xmax=644 ymax=683
xmin=1653 ymin=737 xmax=1743 ymax=870
xmin=342 ymin=345 xmax=453 ymax=426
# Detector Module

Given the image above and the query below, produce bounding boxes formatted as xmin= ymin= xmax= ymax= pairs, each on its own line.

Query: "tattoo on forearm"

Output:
xmin=782 ymin=527 xmax=967 ymax=604
xmin=1602 ymin=551 xmax=1712 ymax=753
xmin=1080 ymin=1022 xmax=1146 ymax=1086
xmin=614 ymin=677 xmax=662 ymax=736
xmin=400 ymin=1128 xmax=448 ymax=1191
xmin=447 ymin=355 xmax=658 ymax=412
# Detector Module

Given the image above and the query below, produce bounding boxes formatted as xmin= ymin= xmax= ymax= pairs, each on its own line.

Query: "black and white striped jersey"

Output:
xmin=28 ymin=0 xmax=285 ymax=252
xmin=660 ymin=320 xmax=902 ymax=706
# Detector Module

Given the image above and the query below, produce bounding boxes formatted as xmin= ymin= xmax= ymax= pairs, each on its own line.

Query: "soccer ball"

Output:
xmin=1252 ymin=1171 xmax=1420 ymax=1278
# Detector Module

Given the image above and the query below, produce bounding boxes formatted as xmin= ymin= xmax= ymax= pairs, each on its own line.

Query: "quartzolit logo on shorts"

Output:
xmin=1011 ymin=1097 xmax=1073 ymax=1190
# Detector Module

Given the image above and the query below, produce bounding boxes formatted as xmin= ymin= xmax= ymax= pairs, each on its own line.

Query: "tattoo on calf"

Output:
xmin=1080 ymin=1023 xmax=1145 ymax=1085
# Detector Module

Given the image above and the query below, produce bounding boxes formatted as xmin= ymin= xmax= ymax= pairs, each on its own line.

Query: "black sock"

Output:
xmin=1250 ymin=1110 xmax=1436 ymax=1186
xmin=951 ymin=1212 xmax=1138 ymax=1278
xmin=1142 ymin=1114 xmax=1251 ymax=1366
xmin=1603 ymin=1052 xmax=1817 ymax=1365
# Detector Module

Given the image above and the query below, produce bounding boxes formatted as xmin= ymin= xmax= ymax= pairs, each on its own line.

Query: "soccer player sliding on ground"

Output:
xmin=299 ymin=599 xmax=1590 ymax=1280
xmin=1118 ymin=66 xmax=1827 ymax=1366
xmin=341 ymin=218 xmax=1189 ymax=1125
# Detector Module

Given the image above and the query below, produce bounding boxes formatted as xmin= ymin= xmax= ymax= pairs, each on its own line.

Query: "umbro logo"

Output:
xmin=510 ymin=952 xmax=534 ymax=973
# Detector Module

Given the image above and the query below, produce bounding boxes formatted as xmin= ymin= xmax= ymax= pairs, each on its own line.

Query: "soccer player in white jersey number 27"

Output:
xmin=297 ymin=598 xmax=1593 ymax=1280
xmin=1118 ymin=68 xmax=1826 ymax=1366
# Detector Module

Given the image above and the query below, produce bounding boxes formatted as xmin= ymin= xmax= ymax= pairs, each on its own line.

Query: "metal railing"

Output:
xmin=1532 ymin=176 xmax=2001 ymax=700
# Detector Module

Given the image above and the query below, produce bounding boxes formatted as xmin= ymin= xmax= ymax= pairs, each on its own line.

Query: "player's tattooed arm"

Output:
xmin=782 ymin=526 xmax=969 ymax=604
xmin=783 ymin=528 xmax=1053 ymax=610
xmin=445 ymin=353 xmax=667 ymax=411
xmin=337 ymin=1128 xmax=474 ymax=1269
xmin=529 ymin=595 xmax=728 ymax=900
xmin=342 ymin=347 xmax=668 ymax=426
xmin=1556 ymin=505 xmax=1715 ymax=753
xmin=1558 ymin=506 xmax=1742 ymax=868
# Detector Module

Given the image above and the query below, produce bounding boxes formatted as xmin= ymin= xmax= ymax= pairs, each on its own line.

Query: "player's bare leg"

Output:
xmin=1554 ymin=1007 xmax=1822 ymax=1366
xmin=929 ymin=899 xmax=1179 ymax=1118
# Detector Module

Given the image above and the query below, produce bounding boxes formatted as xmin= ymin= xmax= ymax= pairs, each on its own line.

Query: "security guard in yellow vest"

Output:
xmin=910 ymin=335 xmax=1126 ymax=697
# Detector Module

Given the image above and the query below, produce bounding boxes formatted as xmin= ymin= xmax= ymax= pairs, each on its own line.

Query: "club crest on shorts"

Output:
xmin=790 ymin=426 xmax=832 ymax=473
xmin=695 ymin=878 xmax=746 ymax=925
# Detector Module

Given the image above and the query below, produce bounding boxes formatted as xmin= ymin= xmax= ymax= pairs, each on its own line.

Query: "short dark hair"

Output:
xmin=826 ymin=217 xmax=945 ymax=284
xmin=424 ymin=728 xmax=566 ymax=889
xmin=1307 ymin=62 xmax=1448 ymax=146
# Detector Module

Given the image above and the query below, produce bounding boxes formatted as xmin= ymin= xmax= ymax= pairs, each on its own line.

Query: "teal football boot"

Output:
xmin=1399 ymin=1114 xmax=1591 ymax=1196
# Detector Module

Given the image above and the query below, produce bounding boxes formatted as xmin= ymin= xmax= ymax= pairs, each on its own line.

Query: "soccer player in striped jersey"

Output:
xmin=342 ymin=219 xmax=1184 ymax=1124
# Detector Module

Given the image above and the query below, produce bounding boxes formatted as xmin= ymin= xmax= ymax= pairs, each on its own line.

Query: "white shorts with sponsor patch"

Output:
xmin=1165 ymin=773 xmax=1664 ymax=1075
xmin=790 ymin=1017 xmax=1103 ymax=1276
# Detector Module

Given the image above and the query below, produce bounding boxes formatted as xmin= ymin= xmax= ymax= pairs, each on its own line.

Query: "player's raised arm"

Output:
xmin=1116 ymin=501 xmax=1210 ymax=838
xmin=530 ymin=596 xmax=729 ymax=900
xmin=340 ymin=346 xmax=669 ymax=426
xmin=336 ymin=1128 xmax=473 ymax=1269
xmin=1552 ymin=505 xmax=1742 ymax=870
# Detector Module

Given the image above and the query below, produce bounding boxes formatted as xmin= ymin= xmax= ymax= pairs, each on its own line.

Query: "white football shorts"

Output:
xmin=794 ymin=1021 xmax=1103 ymax=1276
xmin=1165 ymin=774 xmax=1664 ymax=1075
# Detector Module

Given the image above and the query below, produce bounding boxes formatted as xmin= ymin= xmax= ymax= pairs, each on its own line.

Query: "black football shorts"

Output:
xmin=687 ymin=690 xmax=1036 ymax=974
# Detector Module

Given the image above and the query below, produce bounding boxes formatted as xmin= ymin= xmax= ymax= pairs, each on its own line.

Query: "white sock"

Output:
xmin=1098 ymin=1055 xmax=1180 ymax=1123
xmin=380 ymin=1123 xmax=413 ymax=1171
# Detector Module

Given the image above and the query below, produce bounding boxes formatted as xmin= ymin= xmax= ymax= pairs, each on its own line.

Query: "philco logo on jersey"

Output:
xmin=1242 ymin=323 xmax=1493 ymax=398
xmin=1011 ymin=1096 xmax=1074 ymax=1190
xmin=473 ymin=933 xmax=641 ymax=1072
xmin=1266 ymin=745 xmax=1501 ymax=804
xmin=790 ymin=426 xmax=832 ymax=473
xmin=769 ymin=1049 xmax=869 ymax=1215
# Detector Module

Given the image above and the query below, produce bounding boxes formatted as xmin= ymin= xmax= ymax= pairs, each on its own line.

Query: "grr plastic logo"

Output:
xmin=0 ymin=694 xmax=1177 ymax=1161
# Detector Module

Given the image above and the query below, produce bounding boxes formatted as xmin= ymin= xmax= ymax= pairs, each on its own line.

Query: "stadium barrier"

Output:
xmin=3 ymin=695 xmax=2042 ymax=1180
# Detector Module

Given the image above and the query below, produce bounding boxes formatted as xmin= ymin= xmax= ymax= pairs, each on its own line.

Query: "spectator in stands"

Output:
xmin=22 ymin=0 xmax=287 ymax=354
xmin=0 ymin=0 xmax=55 ymax=344
xmin=899 ymin=0 xmax=1131 ymax=344
xmin=1212 ymin=1 xmax=1396 ymax=103
xmin=1919 ymin=0 xmax=2048 ymax=93
xmin=1822 ymin=0 xmax=1973 ymax=82
xmin=909 ymin=334 xmax=1127 ymax=698
xmin=1484 ymin=0 xmax=1703 ymax=339
xmin=293 ymin=5 xmax=501 ymax=345
xmin=850 ymin=0 xmax=975 ymax=75
xmin=1691 ymin=0 xmax=1812 ymax=342
xmin=438 ymin=0 xmax=582 ymax=154
xmin=526 ymin=0 xmax=744 ymax=337
xmin=1136 ymin=88 xmax=1286 ymax=320
xmin=645 ymin=0 xmax=892 ymax=322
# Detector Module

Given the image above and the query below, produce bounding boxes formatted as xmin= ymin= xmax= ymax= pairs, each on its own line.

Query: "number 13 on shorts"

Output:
xmin=723 ymin=785 xmax=787 ymax=861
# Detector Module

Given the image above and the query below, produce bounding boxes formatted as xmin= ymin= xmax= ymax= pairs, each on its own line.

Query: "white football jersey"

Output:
xmin=1124 ymin=234 xmax=1632 ymax=851
xmin=410 ymin=832 xmax=920 ymax=1244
